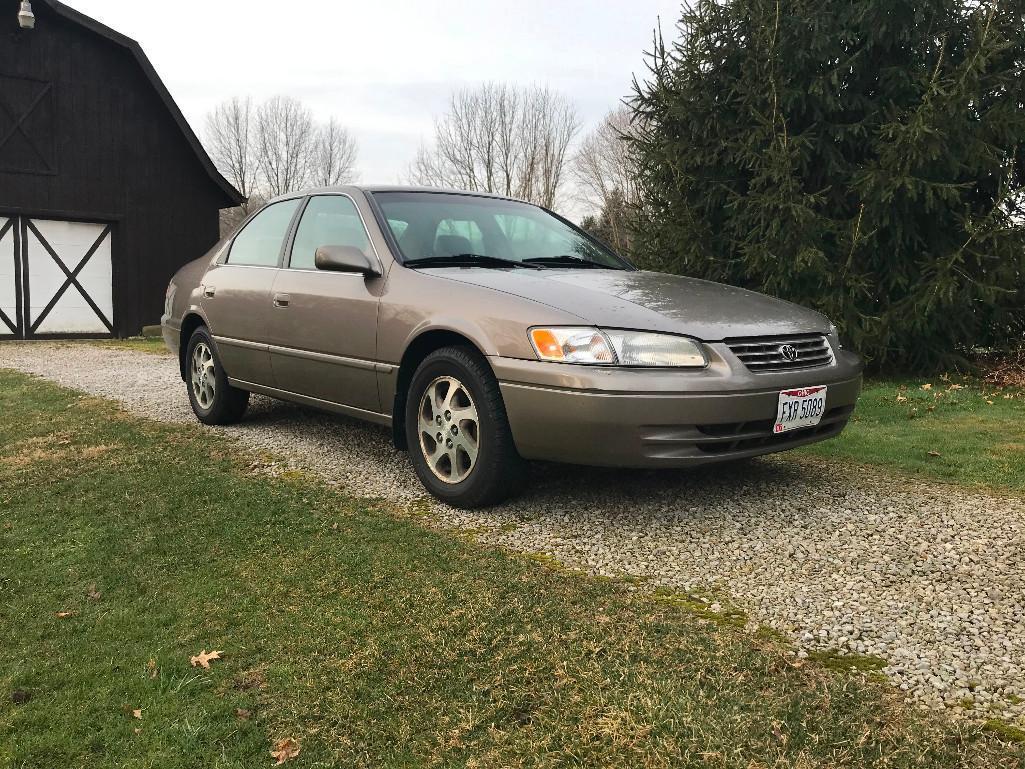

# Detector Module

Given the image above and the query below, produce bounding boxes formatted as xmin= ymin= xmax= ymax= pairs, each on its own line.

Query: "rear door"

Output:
xmin=266 ymin=193 xmax=385 ymax=413
xmin=201 ymin=198 xmax=302 ymax=386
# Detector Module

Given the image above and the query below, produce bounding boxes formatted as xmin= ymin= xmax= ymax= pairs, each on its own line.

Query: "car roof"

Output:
xmin=267 ymin=185 xmax=532 ymax=206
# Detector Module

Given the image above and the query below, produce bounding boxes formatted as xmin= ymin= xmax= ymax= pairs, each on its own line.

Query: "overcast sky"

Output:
xmin=65 ymin=0 xmax=683 ymax=214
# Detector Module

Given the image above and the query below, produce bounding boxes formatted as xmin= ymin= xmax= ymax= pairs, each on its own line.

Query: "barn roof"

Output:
xmin=34 ymin=0 xmax=244 ymax=208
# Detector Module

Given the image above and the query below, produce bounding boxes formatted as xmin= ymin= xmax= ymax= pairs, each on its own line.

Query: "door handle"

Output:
xmin=203 ymin=286 xmax=216 ymax=297
xmin=273 ymin=293 xmax=290 ymax=308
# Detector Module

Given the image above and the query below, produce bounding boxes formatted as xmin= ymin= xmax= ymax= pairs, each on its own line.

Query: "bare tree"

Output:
xmin=310 ymin=118 xmax=359 ymax=187
xmin=205 ymin=97 xmax=257 ymax=214
xmin=254 ymin=95 xmax=316 ymax=197
xmin=573 ymin=106 xmax=640 ymax=253
xmin=409 ymin=83 xmax=579 ymax=208
xmin=206 ymin=95 xmax=360 ymax=232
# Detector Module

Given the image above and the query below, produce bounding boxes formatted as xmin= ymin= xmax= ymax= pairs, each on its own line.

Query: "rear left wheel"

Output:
xmin=185 ymin=326 xmax=250 ymax=425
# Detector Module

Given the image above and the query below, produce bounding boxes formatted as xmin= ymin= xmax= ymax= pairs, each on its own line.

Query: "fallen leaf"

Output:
xmin=55 ymin=611 xmax=76 ymax=619
xmin=896 ymin=395 xmax=908 ymax=403
xmin=986 ymin=399 xmax=994 ymax=405
xmin=270 ymin=737 xmax=301 ymax=765
xmin=948 ymin=383 xmax=963 ymax=390
xmin=133 ymin=728 xmax=142 ymax=735
xmin=86 ymin=584 xmax=102 ymax=601
xmin=236 ymin=708 xmax=252 ymax=720
xmin=132 ymin=709 xmax=143 ymax=720
xmin=928 ymin=451 xmax=942 ymax=457
xmin=921 ymin=383 xmax=933 ymax=391
xmin=147 ymin=659 xmax=158 ymax=679
xmin=189 ymin=649 xmax=224 ymax=669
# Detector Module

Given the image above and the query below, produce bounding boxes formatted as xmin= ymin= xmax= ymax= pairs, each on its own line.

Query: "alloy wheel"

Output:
xmin=417 ymin=376 xmax=480 ymax=484
xmin=190 ymin=341 xmax=216 ymax=410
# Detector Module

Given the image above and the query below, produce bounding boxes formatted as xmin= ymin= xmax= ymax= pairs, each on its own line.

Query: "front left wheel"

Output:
xmin=405 ymin=346 xmax=526 ymax=508
xmin=185 ymin=326 xmax=250 ymax=425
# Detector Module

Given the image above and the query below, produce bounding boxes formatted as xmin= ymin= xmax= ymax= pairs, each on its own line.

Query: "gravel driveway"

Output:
xmin=3 ymin=341 xmax=1024 ymax=727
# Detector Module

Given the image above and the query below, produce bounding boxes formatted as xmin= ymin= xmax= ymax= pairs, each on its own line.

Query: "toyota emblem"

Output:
xmin=779 ymin=344 xmax=798 ymax=362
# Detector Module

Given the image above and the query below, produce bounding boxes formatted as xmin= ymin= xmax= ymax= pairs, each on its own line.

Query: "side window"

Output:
xmin=289 ymin=195 xmax=371 ymax=270
xmin=227 ymin=199 xmax=301 ymax=266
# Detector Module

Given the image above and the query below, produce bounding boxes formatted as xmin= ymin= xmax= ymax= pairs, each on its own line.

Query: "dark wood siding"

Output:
xmin=0 ymin=3 xmax=230 ymax=335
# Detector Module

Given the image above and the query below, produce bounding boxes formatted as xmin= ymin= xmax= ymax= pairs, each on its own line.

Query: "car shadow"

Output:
xmin=233 ymin=394 xmax=817 ymax=520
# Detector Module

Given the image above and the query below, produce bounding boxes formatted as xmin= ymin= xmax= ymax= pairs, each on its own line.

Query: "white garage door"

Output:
xmin=0 ymin=216 xmax=113 ymax=337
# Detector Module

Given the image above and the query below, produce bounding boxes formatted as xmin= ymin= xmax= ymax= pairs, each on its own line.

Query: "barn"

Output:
xmin=0 ymin=0 xmax=241 ymax=339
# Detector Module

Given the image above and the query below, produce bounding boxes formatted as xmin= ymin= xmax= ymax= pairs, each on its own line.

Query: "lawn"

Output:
xmin=798 ymin=376 xmax=1025 ymax=495
xmin=1 ymin=370 xmax=1023 ymax=768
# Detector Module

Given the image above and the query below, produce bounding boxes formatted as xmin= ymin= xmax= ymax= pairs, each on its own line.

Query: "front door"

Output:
xmin=265 ymin=194 xmax=384 ymax=413
xmin=0 ymin=215 xmax=113 ymax=338
xmin=201 ymin=198 xmax=302 ymax=386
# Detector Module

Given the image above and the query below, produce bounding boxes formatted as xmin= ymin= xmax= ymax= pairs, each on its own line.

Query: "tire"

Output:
xmin=405 ymin=346 xmax=526 ymax=508
xmin=185 ymin=326 xmax=250 ymax=425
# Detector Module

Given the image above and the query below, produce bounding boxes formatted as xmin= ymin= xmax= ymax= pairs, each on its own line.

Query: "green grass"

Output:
xmin=1 ymin=370 xmax=1024 ymax=768
xmin=798 ymin=377 xmax=1025 ymax=494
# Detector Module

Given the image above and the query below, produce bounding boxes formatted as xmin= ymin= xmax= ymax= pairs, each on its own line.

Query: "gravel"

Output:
xmin=4 ymin=341 xmax=1024 ymax=727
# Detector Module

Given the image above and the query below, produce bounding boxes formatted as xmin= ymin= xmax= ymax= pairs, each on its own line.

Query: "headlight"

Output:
xmin=605 ymin=330 xmax=707 ymax=367
xmin=529 ymin=327 xmax=707 ymax=367
xmin=529 ymin=327 xmax=616 ymax=364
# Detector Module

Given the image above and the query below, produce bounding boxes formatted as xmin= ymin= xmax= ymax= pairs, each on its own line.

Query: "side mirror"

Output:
xmin=314 ymin=245 xmax=380 ymax=276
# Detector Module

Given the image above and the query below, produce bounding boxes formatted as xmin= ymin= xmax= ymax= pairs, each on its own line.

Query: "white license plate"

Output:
xmin=774 ymin=386 xmax=828 ymax=434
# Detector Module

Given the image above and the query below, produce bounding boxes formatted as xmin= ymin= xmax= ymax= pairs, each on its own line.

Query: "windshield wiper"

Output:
xmin=522 ymin=254 xmax=615 ymax=269
xmin=404 ymin=254 xmax=540 ymax=270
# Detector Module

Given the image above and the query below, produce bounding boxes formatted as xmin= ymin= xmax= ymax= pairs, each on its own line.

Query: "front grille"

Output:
xmin=725 ymin=334 xmax=833 ymax=373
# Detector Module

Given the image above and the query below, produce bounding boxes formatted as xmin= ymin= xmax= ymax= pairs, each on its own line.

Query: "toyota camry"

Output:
xmin=162 ymin=186 xmax=863 ymax=508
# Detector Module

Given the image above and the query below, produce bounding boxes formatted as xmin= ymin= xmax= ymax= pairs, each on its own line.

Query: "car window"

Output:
xmin=434 ymin=218 xmax=486 ymax=256
xmin=290 ymin=195 xmax=371 ymax=270
xmin=372 ymin=192 xmax=629 ymax=269
xmin=386 ymin=218 xmax=409 ymax=238
xmin=227 ymin=199 xmax=301 ymax=267
xmin=493 ymin=214 xmax=573 ymax=260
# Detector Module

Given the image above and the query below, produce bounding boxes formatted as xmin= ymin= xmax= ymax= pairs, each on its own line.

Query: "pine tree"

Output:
xmin=630 ymin=0 xmax=1025 ymax=371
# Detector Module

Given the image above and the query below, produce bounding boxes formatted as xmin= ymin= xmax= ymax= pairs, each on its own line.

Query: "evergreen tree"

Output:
xmin=630 ymin=0 xmax=1025 ymax=371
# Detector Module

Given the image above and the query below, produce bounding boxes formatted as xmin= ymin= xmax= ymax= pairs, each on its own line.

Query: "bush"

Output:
xmin=630 ymin=0 xmax=1025 ymax=372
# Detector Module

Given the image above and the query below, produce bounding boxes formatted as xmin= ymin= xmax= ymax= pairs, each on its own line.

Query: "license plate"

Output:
xmin=774 ymin=386 xmax=827 ymax=434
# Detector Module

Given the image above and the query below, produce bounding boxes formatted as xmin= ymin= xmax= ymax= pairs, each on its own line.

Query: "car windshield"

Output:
xmin=372 ymin=191 xmax=631 ymax=270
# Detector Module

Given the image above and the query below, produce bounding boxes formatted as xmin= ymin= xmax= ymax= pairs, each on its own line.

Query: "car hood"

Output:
xmin=425 ymin=268 xmax=830 ymax=340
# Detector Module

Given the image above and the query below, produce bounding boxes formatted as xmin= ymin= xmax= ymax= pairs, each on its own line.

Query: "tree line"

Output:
xmin=205 ymin=86 xmax=626 ymax=239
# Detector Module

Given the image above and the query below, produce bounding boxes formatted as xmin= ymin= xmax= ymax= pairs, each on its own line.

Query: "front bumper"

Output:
xmin=493 ymin=345 xmax=863 ymax=468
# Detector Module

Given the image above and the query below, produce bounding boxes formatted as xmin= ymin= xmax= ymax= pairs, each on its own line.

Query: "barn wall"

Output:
xmin=0 ymin=4 xmax=226 ymax=335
